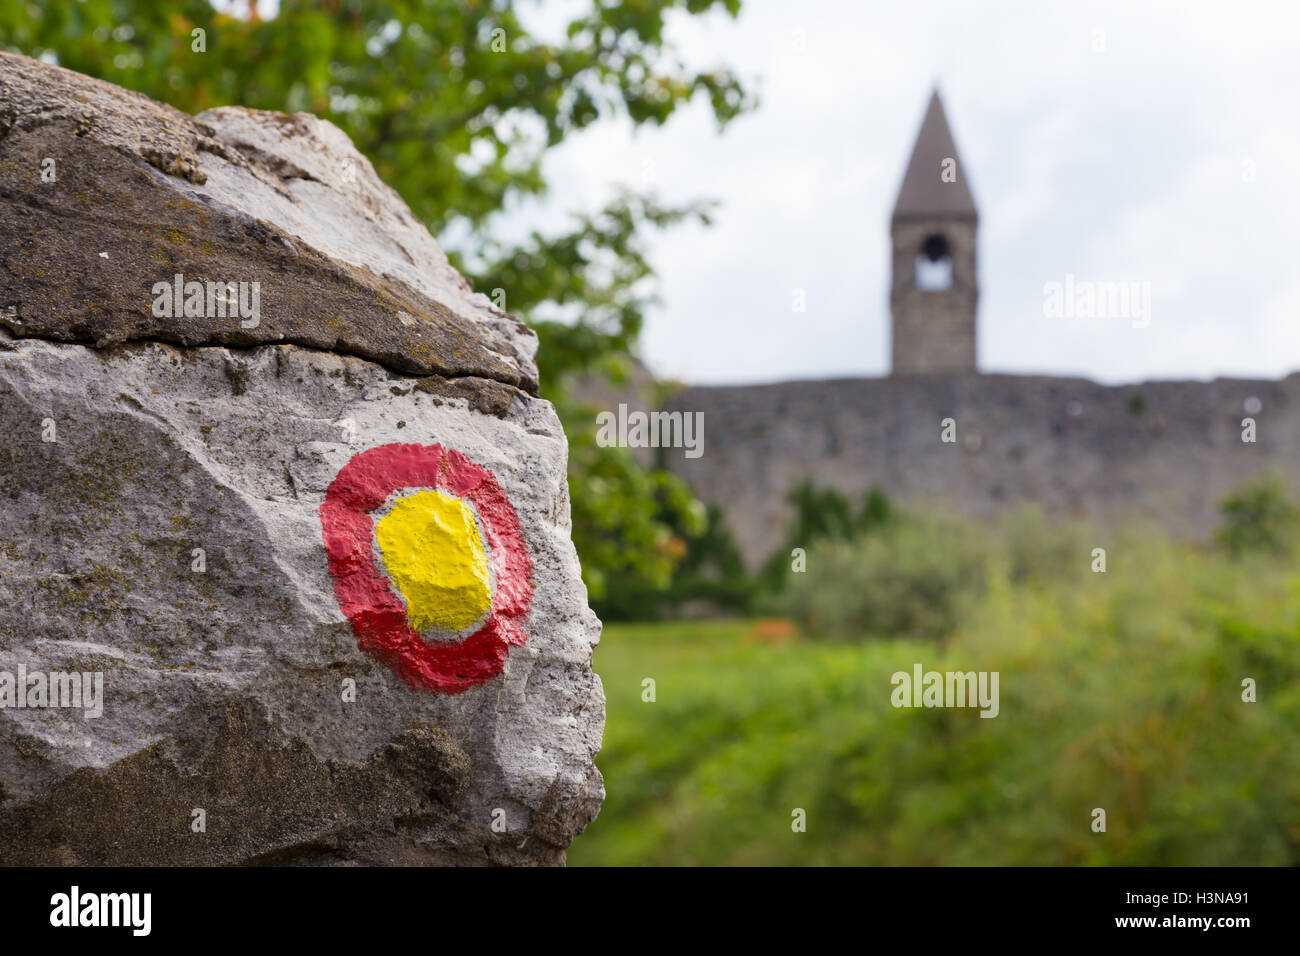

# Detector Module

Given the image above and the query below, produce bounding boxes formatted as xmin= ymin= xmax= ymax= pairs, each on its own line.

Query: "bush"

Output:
xmin=997 ymin=505 xmax=1090 ymax=586
xmin=1216 ymin=474 xmax=1299 ymax=558
xmin=778 ymin=512 xmax=988 ymax=641
xmin=761 ymin=483 xmax=895 ymax=593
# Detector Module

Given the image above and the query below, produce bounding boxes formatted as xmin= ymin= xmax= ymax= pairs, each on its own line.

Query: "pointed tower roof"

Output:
xmin=891 ymin=90 xmax=978 ymax=222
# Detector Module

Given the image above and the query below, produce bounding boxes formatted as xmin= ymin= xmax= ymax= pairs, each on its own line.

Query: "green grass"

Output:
xmin=570 ymin=547 xmax=1300 ymax=865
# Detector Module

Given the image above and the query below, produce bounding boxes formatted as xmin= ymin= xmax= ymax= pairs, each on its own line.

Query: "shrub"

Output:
xmin=1216 ymin=474 xmax=1299 ymax=558
xmin=761 ymin=483 xmax=895 ymax=593
xmin=997 ymin=505 xmax=1090 ymax=586
xmin=779 ymin=511 xmax=988 ymax=641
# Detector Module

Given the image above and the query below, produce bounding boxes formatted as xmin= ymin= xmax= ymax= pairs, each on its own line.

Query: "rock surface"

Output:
xmin=0 ymin=51 xmax=604 ymax=865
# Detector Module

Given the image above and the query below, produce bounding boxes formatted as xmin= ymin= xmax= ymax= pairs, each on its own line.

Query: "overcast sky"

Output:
xmin=513 ymin=0 xmax=1300 ymax=387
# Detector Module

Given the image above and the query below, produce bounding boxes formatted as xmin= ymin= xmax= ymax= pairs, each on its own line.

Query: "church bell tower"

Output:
xmin=890 ymin=90 xmax=979 ymax=375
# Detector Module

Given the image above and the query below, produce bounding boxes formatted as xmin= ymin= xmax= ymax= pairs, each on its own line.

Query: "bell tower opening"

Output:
xmin=914 ymin=233 xmax=953 ymax=291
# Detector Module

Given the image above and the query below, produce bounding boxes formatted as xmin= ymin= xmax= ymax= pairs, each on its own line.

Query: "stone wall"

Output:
xmin=664 ymin=372 xmax=1300 ymax=568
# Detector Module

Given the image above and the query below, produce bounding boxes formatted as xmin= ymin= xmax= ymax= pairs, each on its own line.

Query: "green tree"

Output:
xmin=0 ymin=0 xmax=751 ymax=599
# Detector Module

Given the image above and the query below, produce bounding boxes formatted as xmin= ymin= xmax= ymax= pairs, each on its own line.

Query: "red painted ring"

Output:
xmin=319 ymin=443 xmax=534 ymax=693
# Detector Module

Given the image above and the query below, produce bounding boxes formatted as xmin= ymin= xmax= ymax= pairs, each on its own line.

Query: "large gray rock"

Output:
xmin=0 ymin=51 xmax=604 ymax=865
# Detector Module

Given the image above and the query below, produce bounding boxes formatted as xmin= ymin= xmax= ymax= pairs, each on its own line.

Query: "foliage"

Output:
xmin=0 ymin=0 xmax=754 ymax=599
xmin=663 ymin=504 xmax=755 ymax=612
xmin=777 ymin=509 xmax=989 ymax=641
xmin=996 ymin=505 xmax=1092 ymax=587
xmin=574 ymin=521 xmax=1300 ymax=865
xmin=600 ymin=480 xmax=896 ymax=620
xmin=597 ymin=503 xmax=753 ymax=621
xmin=565 ymin=393 xmax=705 ymax=607
xmin=760 ymin=482 xmax=894 ymax=591
xmin=1216 ymin=473 xmax=1299 ymax=558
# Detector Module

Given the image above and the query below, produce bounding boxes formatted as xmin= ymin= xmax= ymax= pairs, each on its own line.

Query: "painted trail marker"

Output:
xmin=320 ymin=443 xmax=534 ymax=693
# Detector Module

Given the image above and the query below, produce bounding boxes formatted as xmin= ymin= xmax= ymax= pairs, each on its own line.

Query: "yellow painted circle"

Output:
xmin=374 ymin=489 xmax=492 ymax=632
